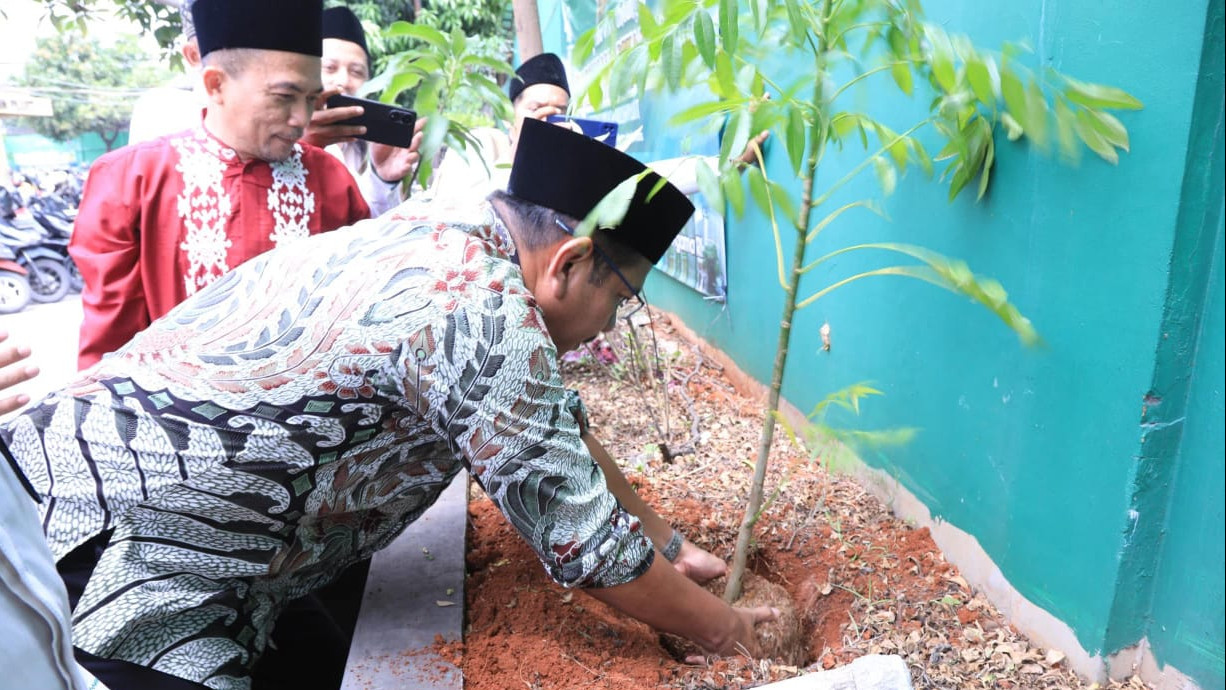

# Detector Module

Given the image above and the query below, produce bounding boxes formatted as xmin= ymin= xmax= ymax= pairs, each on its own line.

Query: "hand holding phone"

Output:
xmin=324 ymin=94 xmax=418 ymax=149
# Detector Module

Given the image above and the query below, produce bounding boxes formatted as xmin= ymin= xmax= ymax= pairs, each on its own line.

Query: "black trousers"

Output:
xmin=58 ymin=534 xmax=371 ymax=690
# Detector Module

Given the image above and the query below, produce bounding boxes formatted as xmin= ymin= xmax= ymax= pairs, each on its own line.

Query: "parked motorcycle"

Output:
xmin=0 ymin=243 xmax=32 ymax=314
xmin=26 ymin=195 xmax=82 ymax=292
xmin=0 ymin=211 xmax=72 ymax=304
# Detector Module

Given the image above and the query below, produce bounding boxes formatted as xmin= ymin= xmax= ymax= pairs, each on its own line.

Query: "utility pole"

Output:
xmin=512 ymin=0 xmax=543 ymax=60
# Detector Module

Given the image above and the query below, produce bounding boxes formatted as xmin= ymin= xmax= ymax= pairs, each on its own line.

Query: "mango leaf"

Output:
xmin=809 ymin=382 xmax=886 ymax=418
xmin=892 ymin=62 xmax=914 ymax=95
xmin=746 ymin=165 xmax=771 ymax=219
xmin=638 ymin=2 xmax=660 ymax=42
xmin=805 ymin=199 xmax=885 ymax=244
xmin=977 ymin=135 xmax=995 ymax=200
xmin=1000 ymin=111 xmax=1024 ymax=141
xmin=719 ymin=0 xmax=739 ymax=53
xmin=715 ymin=50 xmax=736 ymax=98
xmin=1085 ymin=109 xmax=1130 ymax=151
xmin=1000 ymin=67 xmax=1029 ymax=135
xmin=573 ymin=27 xmax=596 ymax=67
xmin=722 ymin=166 xmax=746 ymax=217
xmin=786 ymin=107 xmax=807 ymax=175
xmin=695 ymin=158 xmax=724 ymax=212
xmin=785 ymin=0 xmax=808 ymax=45
xmin=874 ymin=156 xmax=898 ymax=196
xmin=669 ymin=98 xmax=741 ymax=127
xmin=694 ymin=9 xmax=717 ymax=68
xmin=796 ymin=243 xmax=1042 ymax=346
xmin=1053 ymin=99 xmax=1080 ymax=161
xmin=1064 ymin=77 xmax=1144 ymax=110
xmin=1024 ymin=78 xmax=1049 ymax=147
xmin=924 ymin=24 xmax=957 ymax=93
xmin=385 ymin=21 xmax=447 ymax=48
xmin=966 ymin=54 xmax=995 ymax=104
xmin=576 ymin=174 xmax=641 ymax=237
xmin=1074 ymin=109 xmax=1120 ymax=164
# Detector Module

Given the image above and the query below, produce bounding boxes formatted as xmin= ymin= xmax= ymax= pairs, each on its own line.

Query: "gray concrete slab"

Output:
xmin=341 ymin=472 xmax=467 ymax=690
xmin=758 ymin=655 xmax=913 ymax=690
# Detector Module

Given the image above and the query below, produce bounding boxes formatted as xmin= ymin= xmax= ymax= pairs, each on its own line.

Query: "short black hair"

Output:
xmin=489 ymin=190 xmax=644 ymax=286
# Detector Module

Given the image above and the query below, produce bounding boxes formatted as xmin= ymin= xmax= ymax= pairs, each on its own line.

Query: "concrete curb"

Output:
xmin=757 ymin=655 xmax=913 ymax=690
xmin=340 ymin=471 xmax=467 ymax=690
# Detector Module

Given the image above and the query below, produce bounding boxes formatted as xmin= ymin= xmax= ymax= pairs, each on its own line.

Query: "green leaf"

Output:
xmin=785 ymin=0 xmax=807 ymax=45
xmin=999 ymin=67 xmax=1028 ymax=135
xmin=874 ymin=156 xmax=897 ymax=196
xmin=1074 ymin=109 xmax=1120 ymax=164
xmin=1085 ymin=109 xmax=1130 ymax=151
xmin=786 ymin=108 xmax=807 ymax=175
xmin=1064 ymin=77 xmax=1144 ymax=110
xmin=715 ymin=51 xmax=736 ymax=98
xmin=925 ymin=25 xmax=957 ymax=93
xmin=719 ymin=0 xmax=739 ymax=53
xmin=746 ymin=165 xmax=771 ymax=218
xmin=385 ymin=21 xmax=447 ymax=48
xmin=722 ymin=167 xmax=746 ymax=217
xmin=695 ymin=158 xmax=724 ymax=211
xmin=1025 ymin=78 xmax=1050 ymax=147
xmin=670 ymin=99 xmax=739 ymax=127
xmin=966 ymin=54 xmax=995 ymax=104
xmin=638 ymin=3 xmax=660 ymax=42
xmin=577 ymin=174 xmax=641 ymax=237
xmin=695 ymin=10 xmax=717 ymax=69
xmin=1000 ymin=111 xmax=1024 ymax=141
xmin=573 ymin=28 xmax=596 ymax=67
xmin=1054 ymin=99 xmax=1080 ymax=161
xmin=977 ymin=135 xmax=995 ymax=201
xmin=891 ymin=62 xmax=913 ymax=96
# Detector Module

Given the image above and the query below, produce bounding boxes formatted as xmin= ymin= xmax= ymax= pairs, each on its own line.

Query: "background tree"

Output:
xmin=15 ymin=28 xmax=169 ymax=151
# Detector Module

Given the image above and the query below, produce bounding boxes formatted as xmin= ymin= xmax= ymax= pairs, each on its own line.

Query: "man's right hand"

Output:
xmin=0 ymin=331 xmax=38 ymax=415
xmin=303 ymin=88 xmax=367 ymax=149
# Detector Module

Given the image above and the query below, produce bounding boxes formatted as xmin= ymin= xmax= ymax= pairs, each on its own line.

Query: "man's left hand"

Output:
xmin=673 ymin=539 xmax=727 ymax=584
xmin=371 ymin=116 xmax=427 ymax=184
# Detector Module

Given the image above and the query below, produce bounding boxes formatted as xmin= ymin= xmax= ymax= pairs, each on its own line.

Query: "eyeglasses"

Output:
xmin=554 ymin=217 xmax=646 ymax=323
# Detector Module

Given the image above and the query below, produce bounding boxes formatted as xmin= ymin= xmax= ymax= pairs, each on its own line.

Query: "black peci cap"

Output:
xmin=322 ymin=6 xmax=368 ymax=58
xmin=508 ymin=53 xmax=570 ymax=104
xmin=192 ymin=0 xmax=324 ymax=59
xmin=508 ymin=118 xmax=694 ymax=265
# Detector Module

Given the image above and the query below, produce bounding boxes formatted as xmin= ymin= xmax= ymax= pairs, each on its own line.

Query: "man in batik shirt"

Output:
xmin=69 ymin=0 xmax=370 ymax=370
xmin=2 ymin=119 xmax=776 ymax=689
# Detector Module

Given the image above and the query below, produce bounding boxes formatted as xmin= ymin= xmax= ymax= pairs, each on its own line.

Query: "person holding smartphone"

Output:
xmin=303 ymin=6 xmax=425 ymax=217
xmin=69 ymin=0 xmax=371 ymax=370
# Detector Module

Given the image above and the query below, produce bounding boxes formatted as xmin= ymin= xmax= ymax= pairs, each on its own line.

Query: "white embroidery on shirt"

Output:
xmin=268 ymin=146 xmax=316 ymax=247
xmin=173 ymin=133 xmax=232 ymax=295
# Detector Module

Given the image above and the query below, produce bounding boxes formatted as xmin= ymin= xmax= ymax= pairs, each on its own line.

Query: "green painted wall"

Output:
xmin=544 ymin=1 xmax=1225 ymax=687
xmin=1140 ymin=0 xmax=1225 ymax=681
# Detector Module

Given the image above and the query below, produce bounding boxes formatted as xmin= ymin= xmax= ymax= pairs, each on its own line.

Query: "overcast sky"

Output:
xmin=0 ymin=0 xmax=154 ymax=83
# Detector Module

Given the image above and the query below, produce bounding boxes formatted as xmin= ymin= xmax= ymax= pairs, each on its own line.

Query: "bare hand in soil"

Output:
xmin=693 ymin=604 xmax=780 ymax=662
xmin=672 ymin=539 xmax=727 ymax=583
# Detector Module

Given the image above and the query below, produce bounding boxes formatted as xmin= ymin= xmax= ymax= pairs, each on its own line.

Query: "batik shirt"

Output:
xmin=69 ymin=124 xmax=371 ymax=369
xmin=3 ymin=201 xmax=652 ymax=690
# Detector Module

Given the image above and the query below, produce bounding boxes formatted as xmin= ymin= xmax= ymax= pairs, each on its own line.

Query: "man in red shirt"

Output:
xmin=70 ymin=0 xmax=370 ymax=369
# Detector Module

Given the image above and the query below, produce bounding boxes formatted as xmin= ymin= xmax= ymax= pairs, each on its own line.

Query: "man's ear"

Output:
xmin=543 ymin=237 xmax=595 ymax=300
xmin=201 ymin=65 xmax=227 ymax=102
xmin=182 ymin=39 xmax=202 ymax=70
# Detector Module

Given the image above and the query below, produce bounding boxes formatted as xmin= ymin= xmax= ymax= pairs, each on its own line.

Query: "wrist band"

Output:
xmin=662 ymin=529 xmax=684 ymax=562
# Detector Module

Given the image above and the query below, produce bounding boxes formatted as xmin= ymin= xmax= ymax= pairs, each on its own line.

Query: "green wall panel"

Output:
xmin=545 ymin=0 xmax=1224 ymax=682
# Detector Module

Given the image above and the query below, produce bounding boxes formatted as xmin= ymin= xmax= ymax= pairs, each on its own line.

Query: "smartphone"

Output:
xmin=324 ymin=94 xmax=417 ymax=148
xmin=545 ymin=115 xmax=618 ymax=148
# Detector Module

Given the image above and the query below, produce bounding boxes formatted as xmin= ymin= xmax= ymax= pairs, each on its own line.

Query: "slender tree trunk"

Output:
xmin=512 ymin=0 xmax=543 ymax=60
xmin=723 ymin=1 xmax=830 ymax=605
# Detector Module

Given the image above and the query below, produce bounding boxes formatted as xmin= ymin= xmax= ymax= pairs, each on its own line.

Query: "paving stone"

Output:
xmin=340 ymin=472 xmax=467 ymax=690
xmin=758 ymin=655 xmax=913 ymax=690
